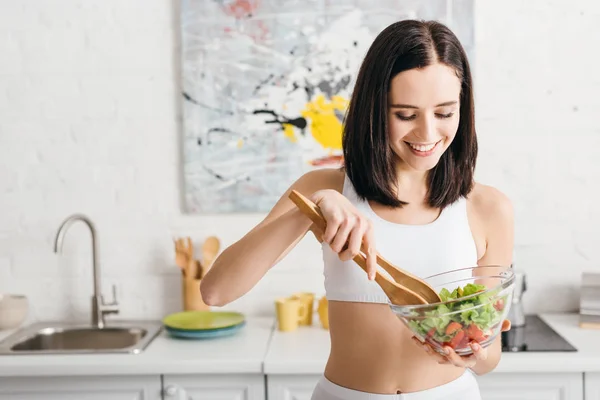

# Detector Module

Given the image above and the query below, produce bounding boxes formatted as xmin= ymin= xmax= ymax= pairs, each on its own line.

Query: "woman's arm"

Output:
xmin=466 ymin=185 xmax=515 ymax=376
xmin=199 ymin=168 xmax=342 ymax=306
xmin=413 ymin=184 xmax=514 ymax=374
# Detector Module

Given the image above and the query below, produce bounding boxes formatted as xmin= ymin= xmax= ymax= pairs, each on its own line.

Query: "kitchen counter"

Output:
xmin=0 ymin=313 xmax=598 ymax=378
xmin=0 ymin=317 xmax=275 ymax=377
xmin=263 ymin=313 xmax=600 ymax=374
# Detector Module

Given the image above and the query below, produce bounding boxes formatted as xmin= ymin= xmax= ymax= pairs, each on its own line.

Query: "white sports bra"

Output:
xmin=322 ymin=174 xmax=479 ymax=304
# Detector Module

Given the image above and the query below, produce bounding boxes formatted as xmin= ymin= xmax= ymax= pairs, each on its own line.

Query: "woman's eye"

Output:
xmin=436 ymin=112 xmax=454 ymax=119
xmin=395 ymin=113 xmax=416 ymax=121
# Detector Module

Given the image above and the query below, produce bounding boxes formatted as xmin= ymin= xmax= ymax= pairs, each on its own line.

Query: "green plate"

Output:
xmin=162 ymin=311 xmax=245 ymax=331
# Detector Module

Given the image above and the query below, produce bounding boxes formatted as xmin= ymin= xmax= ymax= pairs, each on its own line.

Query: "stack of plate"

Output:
xmin=162 ymin=311 xmax=246 ymax=339
xmin=580 ymin=272 xmax=600 ymax=329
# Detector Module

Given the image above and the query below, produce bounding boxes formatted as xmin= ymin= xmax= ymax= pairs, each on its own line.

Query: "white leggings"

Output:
xmin=310 ymin=370 xmax=481 ymax=400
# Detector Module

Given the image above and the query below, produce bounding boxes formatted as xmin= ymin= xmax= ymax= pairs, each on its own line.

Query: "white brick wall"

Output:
xmin=0 ymin=0 xmax=599 ymax=325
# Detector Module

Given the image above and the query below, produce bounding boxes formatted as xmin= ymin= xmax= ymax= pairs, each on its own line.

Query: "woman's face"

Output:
xmin=387 ymin=62 xmax=462 ymax=172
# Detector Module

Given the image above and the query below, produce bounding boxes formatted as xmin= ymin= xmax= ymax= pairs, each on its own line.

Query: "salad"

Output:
xmin=407 ymin=283 xmax=507 ymax=350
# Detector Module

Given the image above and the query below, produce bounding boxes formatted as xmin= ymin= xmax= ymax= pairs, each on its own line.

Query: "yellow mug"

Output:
xmin=318 ymin=296 xmax=329 ymax=330
xmin=291 ymin=292 xmax=315 ymax=326
xmin=275 ymin=297 xmax=307 ymax=332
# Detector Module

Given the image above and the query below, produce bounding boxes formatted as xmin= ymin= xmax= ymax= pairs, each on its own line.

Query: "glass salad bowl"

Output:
xmin=390 ymin=265 xmax=515 ymax=356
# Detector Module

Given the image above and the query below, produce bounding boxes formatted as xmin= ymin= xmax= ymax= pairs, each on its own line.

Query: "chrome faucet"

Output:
xmin=53 ymin=214 xmax=119 ymax=329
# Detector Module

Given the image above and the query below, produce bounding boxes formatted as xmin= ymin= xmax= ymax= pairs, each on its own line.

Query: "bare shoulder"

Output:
xmin=468 ymin=183 xmax=514 ymax=223
xmin=467 ymin=183 xmax=514 ymax=266
xmin=290 ymin=167 xmax=345 ymax=195
xmin=258 ymin=167 xmax=345 ymax=224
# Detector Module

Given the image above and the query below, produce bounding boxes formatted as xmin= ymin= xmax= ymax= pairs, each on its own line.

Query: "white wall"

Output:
xmin=0 ymin=0 xmax=598 ymax=325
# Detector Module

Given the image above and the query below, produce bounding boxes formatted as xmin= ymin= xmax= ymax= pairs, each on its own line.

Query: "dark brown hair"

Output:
xmin=342 ymin=20 xmax=477 ymax=209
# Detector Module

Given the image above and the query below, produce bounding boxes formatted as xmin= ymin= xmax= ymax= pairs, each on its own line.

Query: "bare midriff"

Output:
xmin=323 ymin=301 xmax=466 ymax=394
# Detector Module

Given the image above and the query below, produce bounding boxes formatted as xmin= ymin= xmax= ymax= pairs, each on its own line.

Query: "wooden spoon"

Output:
xmin=288 ymin=190 xmax=442 ymax=305
xmin=186 ymin=257 xmax=197 ymax=281
xmin=174 ymin=238 xmax=189 ymax=277
xmin=202 ymin=236 xmax=220 ymax=274
xmin=174 ymin=237 xmax=196 ymax=279
xmin=194 ymin=259 xmax=203 ymax=280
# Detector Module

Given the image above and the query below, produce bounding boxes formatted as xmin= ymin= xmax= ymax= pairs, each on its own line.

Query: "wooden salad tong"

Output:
xmin=288 ymin=190 xmax=442 ymax=305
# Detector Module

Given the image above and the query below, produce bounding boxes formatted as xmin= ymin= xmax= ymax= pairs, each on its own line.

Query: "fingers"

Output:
xmin=322 ymin=211 xmax=342 ymax=245
xmin=339 ymin=218 xmax=367 ymax=262
xmin=330 ymin=214 xmax=354 ymax=253
xmin=470 ymin=342 xmax=488 ymax=361
xmin=313 ymin=192 xmax=374 ymax=273
xmin=442 ymin=343 xmax=483 ymax=368
xmin=443 ymin=346 xmax=474 ymax=368
xmin=413 ymin=336 xmax=485 ymax=368
xmin=322 ymin=211 xmax=372 ymax=259
xmin=411 ymin=337 xmax=448 ymax=364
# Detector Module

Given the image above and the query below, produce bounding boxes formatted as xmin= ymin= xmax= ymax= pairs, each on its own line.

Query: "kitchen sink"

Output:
xmin=0 ymin=320 xmax=163 ymax=355
xmin=0 ymin=214 xmax=164 ymax=356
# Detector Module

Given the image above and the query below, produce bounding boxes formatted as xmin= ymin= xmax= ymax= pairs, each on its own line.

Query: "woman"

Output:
xmin=200 ymin=19 xmax=513 ymax=399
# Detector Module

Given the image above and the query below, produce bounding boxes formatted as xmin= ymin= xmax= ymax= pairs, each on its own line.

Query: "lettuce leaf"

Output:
xmin=408 ymin=282 xmax=505 ymax=343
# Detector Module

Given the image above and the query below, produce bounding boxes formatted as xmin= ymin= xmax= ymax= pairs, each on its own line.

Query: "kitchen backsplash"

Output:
xmin=1 ymin=0 xmax=600 ymax=323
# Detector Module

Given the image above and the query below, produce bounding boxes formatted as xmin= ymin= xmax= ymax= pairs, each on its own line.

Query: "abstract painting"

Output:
xmin=180 ymin=0 xmax=474 ymax=213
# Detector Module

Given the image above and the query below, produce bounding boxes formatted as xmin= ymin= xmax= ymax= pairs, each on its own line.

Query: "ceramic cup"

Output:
xmin=0 ymin=294 xmax=29 ymax=330
xmin=275 ymin=297 xmax=307 ymax=332
xmin=291 ymin=292 xmax=315 ymax=326
xmin=318 ymin=296 xmax=329 ymax=330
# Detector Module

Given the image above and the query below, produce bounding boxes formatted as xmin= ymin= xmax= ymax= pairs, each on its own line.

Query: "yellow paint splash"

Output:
xmin=300 ymin=94 xmax=348 ymax=151
xmin=282 ymin=123 xmax=297 ymax=143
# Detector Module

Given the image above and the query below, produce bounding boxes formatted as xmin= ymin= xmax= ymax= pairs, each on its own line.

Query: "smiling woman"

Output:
xmin=388 ymin=65 xmax=461 ymax=168
xmin=200 ymin=19 xmax=513 ymax=400
xmin=342 ymin=25 xmax=478 ymax=211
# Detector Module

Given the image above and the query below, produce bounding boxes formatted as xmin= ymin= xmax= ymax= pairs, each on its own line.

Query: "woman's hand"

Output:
xmin=412 ymin=320 xmax=511 ymax=368
xmin=308 ymin=189 xmax=378 ymax=280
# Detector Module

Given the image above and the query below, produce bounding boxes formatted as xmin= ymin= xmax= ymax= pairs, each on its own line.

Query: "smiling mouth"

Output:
xmin=405 ymin=140 xmax=441 ymax=153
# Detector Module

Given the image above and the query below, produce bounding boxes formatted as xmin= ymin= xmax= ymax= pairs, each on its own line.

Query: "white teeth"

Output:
xmin=408 ymin=142 xmax=437 ymax=152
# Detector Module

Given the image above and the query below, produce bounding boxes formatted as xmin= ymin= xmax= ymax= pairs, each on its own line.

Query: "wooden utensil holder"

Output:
xmin=182 ymin=277 xmax=209 ymax=311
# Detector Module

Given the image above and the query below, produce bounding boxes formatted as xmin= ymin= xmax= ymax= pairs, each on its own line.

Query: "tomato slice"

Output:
xmin=466 ymin=324 xmax=486 ymax=342
xmin=445 ymin=321 xmax=462 ymax=335
xmin=449 ymin=330 xmax=465 ymax=349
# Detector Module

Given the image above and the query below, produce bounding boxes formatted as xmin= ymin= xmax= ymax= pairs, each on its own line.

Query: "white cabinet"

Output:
xmin=476 ymin=372 xmax=583 ymax=400
xmin=162 ymin=374 xmax=265 ymax=400
xmin=0 ymin=374 xmax=265 ymax=400
xmin=266 ymin=372 xmax=587 ymax=400
xmin=586 ymin=373 xmax=600 ymax=400
xmin=266 ymin=375 xmax=320 ymax=400
xmin=0 ymin=375 xmax=161 ymax=400
xmin=0 ymin=371 xmax=593 ymax=400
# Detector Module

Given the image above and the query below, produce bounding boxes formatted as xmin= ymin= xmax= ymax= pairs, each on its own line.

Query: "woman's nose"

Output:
xmin=415 ymin=115 xmax=437 ymax=141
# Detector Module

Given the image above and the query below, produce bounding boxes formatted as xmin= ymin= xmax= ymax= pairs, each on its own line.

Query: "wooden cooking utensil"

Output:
xmin=288 ymin=190 xmax=441 ymax=305
xmin=195 ymin=259 xmax=203 ymax=280
xmin=174 ymin=237 xmax=196 ymax=279
xmin=202 ymin=236 xmax=220 ymax=274
xmin=187 ymin=257 xmax=197 ymax=280
xmin=174 ymin=238 xmax=188 ymax=277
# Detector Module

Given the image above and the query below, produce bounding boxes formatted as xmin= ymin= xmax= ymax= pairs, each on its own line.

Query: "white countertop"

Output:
xmin=263 ymin=313 xmax=600 ymax=374
xmin=0 ymin=313 xmax=599 ymax=377
xmin=0 ymin=317 xmax=275 ymax=377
